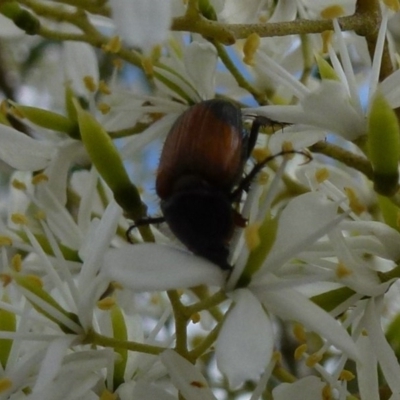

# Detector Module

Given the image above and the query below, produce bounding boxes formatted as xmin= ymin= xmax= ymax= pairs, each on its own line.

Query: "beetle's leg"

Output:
xmin=230 ymin=149 xmax=311 ymax=201
xmin=246 ymin=115 xmax=292 ymax=159
xmin=126 ymin=216 xmax=165 ymax=243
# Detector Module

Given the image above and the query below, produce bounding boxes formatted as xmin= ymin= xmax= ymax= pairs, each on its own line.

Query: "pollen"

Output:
xmin=97 ymin=103 xmax=111 ymax=114
xmin=11 ymin=179 xmax=27 ymax=190
xmin=245 ymin=223 xmax=261 ymax=250
xmin=31 ymin=173 xmax=49 ymax=185
xmin=0 ymin=377 xmax=13 ymax=393
xmin=293 ymin=322 xmax=306 ymax=343
xmin=315 ymin=168 xmax=329 ymax=184
xmin=11 ymin=254 xmax=22 ymax=272
xmin=344 ymin=187 xmax=366 ymax=215
xmin=0 ymin=236 xmax=13 ymax=246
xmin=322 ymin=384 xmax=332 ymax=400
xmin=151 ymin=45 xmax=162 ymax=62
xmin=294 ymin=343 xmax=308 ymax=360
xmin=102 ymin=36 xmax=122 ymax=53
xmin=99 ymin=80 xmax=111 ymax=95
xmin=321 ymin=30 xmax=333 ymax=54
xmin=83 ymin=76 xmax=97 ymax=92
xmin=320 ymin=5 xmax=345 ymax=19
xmin=339 ymin=369 xmax=355 ymax=381
xmin=243 ymin=33 xmax=260 ymax=66
xmin=361 ymin=328 xmax=368 ymax=336
xmin=336 ymin=261 xmax=352 ymax=278
xmin=305 ymin=352 xmax=322 ymax=367
xmin=97 ymin=296 xmax=116 ymax=310
xmin=258 ymin=171 xmax=269 ymax=185
xmin=191 ymin=312 xmax=201 ymax=324
xmin=11 ymin=213 xmax=28 ymax=225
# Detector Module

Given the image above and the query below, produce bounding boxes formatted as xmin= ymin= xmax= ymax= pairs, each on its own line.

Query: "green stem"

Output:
xmin=87 ymin=330 xmax=164 ymax=355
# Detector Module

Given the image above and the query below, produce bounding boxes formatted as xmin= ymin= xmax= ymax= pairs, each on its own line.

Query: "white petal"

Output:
xmin=356 ymin=330 xmax=379 ymax=400
xmin=254 ymin=286 xmax=359 ymax=361
xmin=110 ymin=0 xmax=172 ymax=50
xmin=272 ymin=376 xmax=326 ymax=400
xmin=184 ymin=42 xmax=217 ymax=100
xmin=256 ymin=192 xmax=340 ymax=275
xmin=363 ymin=298 xmax=400 ymax=394
xmin=216 ymin=289 xmax=274 ymax=388
xmin=63 ymin=42 xmax=99 ymax=96
xmin=160 ymin=349 xmax=217 ymax=400
xmin=102 ymin=244 xmax=225 ymax=291
xmin=0 ymin=124 xmax=54 ymax=170
xmin=32 ymin=336 xmax=75 ymax=393
xmin=125 ymin=382 xmax=176 ymax=400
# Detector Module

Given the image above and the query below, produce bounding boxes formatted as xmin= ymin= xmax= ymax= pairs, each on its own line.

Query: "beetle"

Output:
xmin=128 ymin=99 xmax=298 ymax=270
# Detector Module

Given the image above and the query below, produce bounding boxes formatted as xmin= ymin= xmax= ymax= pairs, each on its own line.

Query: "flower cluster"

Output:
xmin=0 ymin=0 xmax=400 ymax=399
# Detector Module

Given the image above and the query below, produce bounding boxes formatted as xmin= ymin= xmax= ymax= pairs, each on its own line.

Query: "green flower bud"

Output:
xmin=0 ymin=295 xmax=16 ymax=368
xmin=367 ymin=90 xmax=400 ymax=196
xmin=111 ymin=305 xmax=128 ymax=388
xmin=75 ymin=102 xmax=145 ymax=220
xmin=13 ymin=274 xmax=80 ymax=333
xmin=11 ymin=102 xmax=78 ymax=136
xmin=315 ymin=53 xmax=339 ymax=81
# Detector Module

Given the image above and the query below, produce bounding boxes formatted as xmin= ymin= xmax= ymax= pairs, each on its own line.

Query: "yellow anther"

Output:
xmin=0 ymin=378 xmax=13 ymax=393
xmin=336 ymin=261 xmax=352 ymax=278
xmin=102 ymin=36 xmax=122 ymax=53
xmin=315 ymin=168 xmax=329 ymax=184
xmin=97 ymin=297 xmax=116 ymax=310
xmin=339 ymin=369 xmax=355 ymax=381
xmin=252 ymin=148 xmax=271 ymax=164
xmin=293 ymin=322 xmax=306 ymax=343
xmin=141 ymin=56 xmax=154 ymax=76
xmin=322 ymin=384 xmax=332 ymax=400
xmin=11 ymin=213 xmax=28 ymax=225
xmin=282 ymin=141 xmax=294 ymax=155
xmin=243 ymin=33 xmax=260 ymax=66
xmin=245 ymin=223 xmax=261 ymax=251
xmin=97 ymin=103 xmax=111 ymax=115
xmin=383 ymin=0 xmax=400 ymax=11
xmin=294 ymin=343 xmax=308 ymax=360
xmin=83 ymin=76 xmax=97 ymax=92
xmin=99 ymin=389 xmax=118 ymax=400
xmin=191 ymin=312 xmax=201 ymax=324
xmin=0 ymin=274 xmax=12 ymax=287
xmin=344 ymin=187 xmax=366 ymax=215
xmin=99 ymin=80 xmax=111 ymax=95
xmin=0 ymin=236 xmax=13 ymax=246
xmin=11 ymin=179 xmax=27 ymax=190
xmin=11 ymin=254 xmax=22 ymax=272
xmin=112 ymin=58 xmax=123 ymax=70
xmin=305 ymin=352 xmax=323 ymax=367
xmin=31 ymin=173 xmax=49 ymax=185
xmin=320 ymin=5 xmax=345 ymax=19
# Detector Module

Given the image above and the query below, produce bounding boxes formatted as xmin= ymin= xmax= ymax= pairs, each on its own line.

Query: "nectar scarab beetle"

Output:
xmin=127 ymin=99 xmax=303 ymax=270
